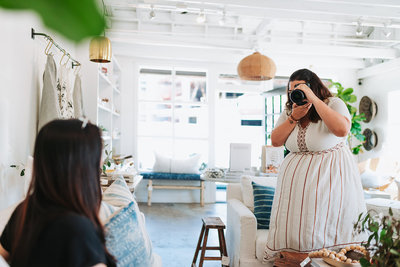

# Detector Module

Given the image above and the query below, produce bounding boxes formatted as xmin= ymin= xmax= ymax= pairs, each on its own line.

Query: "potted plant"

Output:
xmin=329 ymin=81 xmax=366 ymax=155
xmin=353 ymin=208 xmax=400 ymax=266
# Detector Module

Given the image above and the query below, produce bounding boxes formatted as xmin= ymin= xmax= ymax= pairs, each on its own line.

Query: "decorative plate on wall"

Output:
xmin=359 ymin=96 xmax=377 ymax=123
xmin=362 ymin=128 xmax=378 ymax=151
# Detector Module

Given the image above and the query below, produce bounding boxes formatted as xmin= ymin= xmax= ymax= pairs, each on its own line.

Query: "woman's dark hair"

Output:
xmin=11 ymin=119 xmax=116 ymax=266
xmin=285 ymin=69 xmax=332 ymax=123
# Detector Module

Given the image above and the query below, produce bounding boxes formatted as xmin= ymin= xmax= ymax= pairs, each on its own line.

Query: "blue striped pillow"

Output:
xmin=252 ymin=181 xmax=275 ymax=229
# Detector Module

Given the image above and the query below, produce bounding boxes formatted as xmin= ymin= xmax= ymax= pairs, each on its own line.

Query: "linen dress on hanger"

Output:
xmin=57 ymin=64 xmax=74 ymax=119
xmin=264 ymin=97 xmax=367 ymax=260
xmin=73 ymin=75 xmax=84 ymax=118
xmin=38 ymin=55 xmax=60 ymax=130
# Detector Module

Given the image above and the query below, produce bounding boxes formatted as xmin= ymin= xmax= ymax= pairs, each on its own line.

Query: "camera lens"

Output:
xmin=289 ymin=89 xmax=306 ymax=105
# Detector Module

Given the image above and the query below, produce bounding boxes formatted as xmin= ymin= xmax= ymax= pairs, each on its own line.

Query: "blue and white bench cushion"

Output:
xmin=141 ymin=172 xmax=201 ymax=181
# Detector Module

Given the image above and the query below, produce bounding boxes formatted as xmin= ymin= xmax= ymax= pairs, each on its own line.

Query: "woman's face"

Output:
xmin=288 ymin=80 xmax=307 ymax=93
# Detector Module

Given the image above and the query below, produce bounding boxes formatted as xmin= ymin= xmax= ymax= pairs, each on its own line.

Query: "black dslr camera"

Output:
xmin=289 ymin=83 xmax=310 ymax=106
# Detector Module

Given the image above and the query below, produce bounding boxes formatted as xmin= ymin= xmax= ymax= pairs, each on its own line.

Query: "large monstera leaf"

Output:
xmin=0 ymin=0 xmax=105 ymax=42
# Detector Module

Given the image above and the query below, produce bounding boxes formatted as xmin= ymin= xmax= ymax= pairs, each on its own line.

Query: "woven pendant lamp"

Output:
xmin=237 ymin=52 xmax=276 ymax=81
xmin=89 ymin=36 xmax=112 ymax=63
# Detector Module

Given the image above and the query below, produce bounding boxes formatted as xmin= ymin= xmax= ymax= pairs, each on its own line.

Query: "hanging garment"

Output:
xmin=73 ymin=74 xmax=84 ymax=118
xmin=38 ymin=55 xmax=60 ymax=130
xmin=57 ymin=64 xmax=74 ymax=119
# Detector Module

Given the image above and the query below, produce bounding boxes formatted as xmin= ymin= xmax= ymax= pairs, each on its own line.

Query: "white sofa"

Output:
xmin=226 ymin=176 xmax=400 ymax=267
xmin=226 ymin=176 xmax=277 ymax=267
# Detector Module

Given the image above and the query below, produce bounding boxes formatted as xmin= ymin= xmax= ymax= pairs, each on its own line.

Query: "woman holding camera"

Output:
xmin=264 ymin=69 xmax=366 ymax=260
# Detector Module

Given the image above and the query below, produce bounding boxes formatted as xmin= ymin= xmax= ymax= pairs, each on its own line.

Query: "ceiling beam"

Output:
xmin=107 ymin=30 xmax=398 ymax=59
xmin=357 ymin=57 xmax=400 ymax=78
xmin=107 ymin=2 xmax=400 ymax=29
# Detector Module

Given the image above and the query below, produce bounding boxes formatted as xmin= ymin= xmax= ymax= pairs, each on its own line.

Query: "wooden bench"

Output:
xmin=141 ymin=172 xmax=205 ymax=207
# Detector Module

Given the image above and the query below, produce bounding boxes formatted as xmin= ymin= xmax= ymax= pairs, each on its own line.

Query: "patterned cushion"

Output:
xmin=103 ymin=175 xmax=134 ymax=207
xmin=100 ymin=176 xmax=154 ymax=266
xmin=105 ymin=202 xmax=153 ymax=267
xmin=141 ymin=172 xmax=201 ymax=180
xmin=252 ymin=181 xmax=275 ymax=229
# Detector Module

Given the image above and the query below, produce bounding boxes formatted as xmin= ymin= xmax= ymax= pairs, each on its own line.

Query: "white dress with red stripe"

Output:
xmin=264 ymin=97 xmax=367 ymax=260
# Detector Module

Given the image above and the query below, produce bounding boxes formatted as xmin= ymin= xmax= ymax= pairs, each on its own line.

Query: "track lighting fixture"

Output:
xmin=219 ymin=10 xmax=226 ymax=26
xmin=383 ymin=22 xmax=392 ymax=38
xmin=196 ymin=9 xmax=206 ymax=24
xmin=355 ymin=20 xmax=363 ymax=36
xmin=149 ymin=5 xmax=156 ymax=20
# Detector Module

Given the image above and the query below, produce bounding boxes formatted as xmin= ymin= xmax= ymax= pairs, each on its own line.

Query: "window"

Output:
xmin=265 ymin=95 xmax=287 ymax=145
xmin=138 ymin=68 xmax=208 ymax=170
xmin=215 ymin=75 xmax=267 ymax=168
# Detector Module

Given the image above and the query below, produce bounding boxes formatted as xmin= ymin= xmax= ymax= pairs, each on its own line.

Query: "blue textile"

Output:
xmin=252 ymin=181 xmax=275 ymax=229
xmin=141 ymin=172 xmax=201 ymax=181
xmin=105 ymin=202 xmax=152 ymax=267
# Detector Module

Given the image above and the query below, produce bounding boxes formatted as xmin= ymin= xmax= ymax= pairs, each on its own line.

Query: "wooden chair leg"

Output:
xmin=147 ymin=180 xmax=153 ymax=206
xmin=199 ymin=228 xmax=209 ymax=267
xmin=192 ymin=224 xmax=205 ymax=266
xmin=217 ymin=228 xmax=224 ymax=257
xmin=200 ymin=181 xmax=204 ymax=207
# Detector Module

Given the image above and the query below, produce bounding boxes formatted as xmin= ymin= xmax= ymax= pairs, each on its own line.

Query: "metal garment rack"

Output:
xmin=31 ymin=28 xmax=81 ymax=68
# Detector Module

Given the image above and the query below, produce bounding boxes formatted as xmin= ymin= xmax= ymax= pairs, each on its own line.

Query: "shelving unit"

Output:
xmin=96 ymin=56 xmax=122 ymax=156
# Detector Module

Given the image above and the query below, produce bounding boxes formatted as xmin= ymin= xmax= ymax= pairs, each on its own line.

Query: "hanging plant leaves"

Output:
xmin=0 ymin=0 xmax=105 ymax=42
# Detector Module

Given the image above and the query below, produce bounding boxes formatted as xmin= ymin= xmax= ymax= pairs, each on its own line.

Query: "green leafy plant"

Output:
xmin=10 ymin=164 xmax=25 ymax=176
xmin=329 ymin=81 xmax=366 ymax=155
xmin=102 ymin=145 xmax=112 ymax=175
xmin=353 ymin=208 xmax=400 ymax=267
xmin=0 ymin=0 xmax=105 ymax=42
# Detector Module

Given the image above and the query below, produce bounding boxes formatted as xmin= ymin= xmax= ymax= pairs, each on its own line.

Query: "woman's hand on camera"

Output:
xmin=296 ymin=83 xmax=318 ymax=103
xmin=292 ymin=102 xmax=312 ymax=120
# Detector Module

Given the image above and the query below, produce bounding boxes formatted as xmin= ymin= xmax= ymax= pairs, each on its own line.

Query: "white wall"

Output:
xmin=356 ymin=67 xmax=400 ymax=162
xmin=0 ymin=10 xmax=95 ymax=210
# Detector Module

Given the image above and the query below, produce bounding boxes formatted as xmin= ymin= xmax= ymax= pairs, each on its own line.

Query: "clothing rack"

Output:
xmin=31 ymin=28 xmax=81 ymax=68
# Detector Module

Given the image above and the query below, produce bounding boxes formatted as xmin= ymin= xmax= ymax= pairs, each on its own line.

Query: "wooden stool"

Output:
xmin=192 ymin=217 xmax=229 ymax=267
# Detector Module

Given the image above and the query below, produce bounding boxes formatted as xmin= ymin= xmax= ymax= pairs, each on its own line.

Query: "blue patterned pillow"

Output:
xmin=105 ymin=201 xmax=153 ymax=267
xmin=252 ymin=181 xmax=275 ymax=229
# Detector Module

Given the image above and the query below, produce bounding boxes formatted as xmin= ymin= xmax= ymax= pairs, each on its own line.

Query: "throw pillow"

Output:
xmin=100 ymin=176 xmax=154 ymax=266
xmin=241 ymin=176 xmax=277 ymax=212
xmin=105 ymin=202 xmax=153 ymax=267
xmin=152 ymin=152 xmax=201 ymax=174
xmin=252 ymin=181 xmax=275 ymax=229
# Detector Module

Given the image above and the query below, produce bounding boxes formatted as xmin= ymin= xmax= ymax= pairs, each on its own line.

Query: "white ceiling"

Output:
xmin=104 ymin=0 xmax=400 ymax=67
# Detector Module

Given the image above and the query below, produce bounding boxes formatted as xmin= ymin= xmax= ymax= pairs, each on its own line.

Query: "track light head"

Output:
xmin=149 ymin=5 xmax=156 ymax=20
xmin=196 ymin=10 xmax=206 ymax=24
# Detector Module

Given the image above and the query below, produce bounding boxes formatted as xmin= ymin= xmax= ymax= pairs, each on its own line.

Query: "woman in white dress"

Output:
xmin=264 ymin=69 xmax=366 ymax=260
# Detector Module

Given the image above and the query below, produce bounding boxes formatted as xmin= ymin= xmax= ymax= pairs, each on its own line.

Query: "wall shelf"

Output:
xmin=96 ymin=56 xmax=122 ymax=156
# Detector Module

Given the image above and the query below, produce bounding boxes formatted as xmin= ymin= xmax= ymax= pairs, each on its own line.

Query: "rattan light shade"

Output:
xmin=89 ymin=36 xmax=112 ymax=63
xmin=237 ymin=52 xmax=276 ymax=81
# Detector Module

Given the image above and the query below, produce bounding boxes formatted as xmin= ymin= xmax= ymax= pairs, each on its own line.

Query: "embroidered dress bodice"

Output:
xmin=277 ymin=97 xmax=349 ymax=152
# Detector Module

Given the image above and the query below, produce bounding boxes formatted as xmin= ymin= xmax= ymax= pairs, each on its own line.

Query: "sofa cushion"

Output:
xmin=365 ymin=198 xmax=400 ymax=219
xmin=252 ymin=182 xmax=275 ymax=229
xmin=105 ymin=201 xmax=153 ymax=267
xmin=153 ymin=153 xmax=201 ymax=174
xmin=256 ymin=229 xmax=269 ymax=261
xmin=100 ymin=176 xmax=154 ymax=266
xmin=241 ymin=176 xmax=277 ymax=212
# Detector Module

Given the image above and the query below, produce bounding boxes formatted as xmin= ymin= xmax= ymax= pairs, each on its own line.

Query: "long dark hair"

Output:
xmin=11 ymin=119 xmax=116 ymax=266
xmin=285 ymin=69 xmax=332 ymax=123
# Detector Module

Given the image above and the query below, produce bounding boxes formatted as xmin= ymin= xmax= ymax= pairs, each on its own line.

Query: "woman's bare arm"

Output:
xmin=271 ymin=103 xmax=312 ymax=147
xmin=0 ymin=244 xmax=9 ymax=262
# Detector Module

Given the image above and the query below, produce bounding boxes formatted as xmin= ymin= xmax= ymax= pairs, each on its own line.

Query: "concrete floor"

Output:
xmin=138 ymin=202 xmax=227 ymax=267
